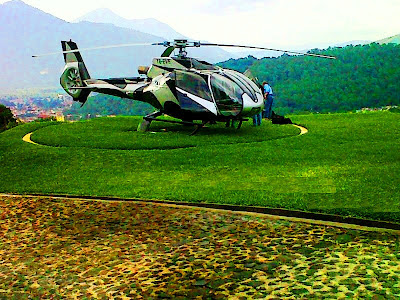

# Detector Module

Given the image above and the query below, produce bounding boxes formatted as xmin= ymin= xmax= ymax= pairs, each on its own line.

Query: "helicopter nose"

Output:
xmin=256 ymin=92 xmax=263 ymax=104
xmin=243 ymin=92 xmax=263 ymax=106
xmin=242 ymin=93 xmax=264 ymax=116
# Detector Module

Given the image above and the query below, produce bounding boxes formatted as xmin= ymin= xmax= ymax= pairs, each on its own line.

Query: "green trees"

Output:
xmin=0 ymin=104 xmax=17 ymax=132
xmin=219 ymin=43 xmax=400 ymax=114
xmin=218 ymin=55 xmax=258 ymax=73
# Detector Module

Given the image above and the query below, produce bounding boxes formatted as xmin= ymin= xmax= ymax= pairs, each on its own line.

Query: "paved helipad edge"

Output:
xmin=22 ymin=132 xmax=40 ymax=145
xmin=293 ymin=124 xmax=308 ymax=135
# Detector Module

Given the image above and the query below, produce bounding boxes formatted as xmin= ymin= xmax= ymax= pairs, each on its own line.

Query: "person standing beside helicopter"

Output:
xmin=252 ymin=83 xmax=264 ymax=126
xmin=263 ymin=81 xmax=274 ymax=119
xmin=252 ymin=109 xmax=262 ymax=126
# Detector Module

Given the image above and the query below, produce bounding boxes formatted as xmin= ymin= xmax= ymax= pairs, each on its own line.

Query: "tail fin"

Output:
xmin=60 ymin=40 xmax=91 ymax=104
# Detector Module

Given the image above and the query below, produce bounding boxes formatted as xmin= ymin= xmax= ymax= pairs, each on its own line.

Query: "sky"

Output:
xmin=2 ymin=0 xmax=400 ymax=49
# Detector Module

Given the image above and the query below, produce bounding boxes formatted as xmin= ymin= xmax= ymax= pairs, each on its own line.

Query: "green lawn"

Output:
xmin=0 ymin=111 xmax=399 ymax=222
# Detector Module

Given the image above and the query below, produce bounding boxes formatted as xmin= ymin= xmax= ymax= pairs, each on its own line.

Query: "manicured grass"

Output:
xmin=30 ymin=117 xmax=298 ymax=150
xmin=0 ymin=111 xmax=399 ymax=222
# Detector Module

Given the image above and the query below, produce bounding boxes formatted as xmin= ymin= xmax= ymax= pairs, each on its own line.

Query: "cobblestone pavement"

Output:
xmin=1 ymin=196 xmax=399 ymax=299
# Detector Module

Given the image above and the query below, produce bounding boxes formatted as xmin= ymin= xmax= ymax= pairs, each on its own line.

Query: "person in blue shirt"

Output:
xmin=252 ymin=85 xmax=264 ymax=126
xmin=263 ymin=81 xmax=274 ymax=119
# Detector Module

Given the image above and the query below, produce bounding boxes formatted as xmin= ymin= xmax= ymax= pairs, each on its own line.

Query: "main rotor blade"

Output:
xmin=32 ymin=42 xmax=164 ymax=58
xmin=199 ymin=42 xmax=336 ymax=59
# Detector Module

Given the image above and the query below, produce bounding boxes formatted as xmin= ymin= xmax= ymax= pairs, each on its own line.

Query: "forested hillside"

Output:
xmin=218 ymin=55 xmax=258 ymax=73
xmin=219 ymin=43 xmax=400 ymax=114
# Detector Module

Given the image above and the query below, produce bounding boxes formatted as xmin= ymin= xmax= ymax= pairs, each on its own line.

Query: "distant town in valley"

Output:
xmin=0 ymin=91 xmax=155 ymax=122
xmin=0 ymin=94 xmax=73 ymax=122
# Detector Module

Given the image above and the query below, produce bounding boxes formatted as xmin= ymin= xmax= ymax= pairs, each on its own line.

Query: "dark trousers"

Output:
xmin=263 ymin=95 xmax=274 ymax=118
xmin=252 ymin=112 xmax=262 ymax=126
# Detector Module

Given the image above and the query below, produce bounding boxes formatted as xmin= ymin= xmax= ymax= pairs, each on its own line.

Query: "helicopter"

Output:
xmin=34 ymin=39 xmax=335 ymax=133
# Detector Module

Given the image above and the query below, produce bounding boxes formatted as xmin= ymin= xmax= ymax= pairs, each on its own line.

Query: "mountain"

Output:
xmin=0 ymin=0 xmax=232 ymax=91
xmin=332 ymin=40 xmax=370 ymax=47
xmin=0 ymin=0 xmax=164 ymax=90
xmin=75 ymin=8 xmax=185 ymax=40
xmin=376 ymin=34 xmax=400 ymax=45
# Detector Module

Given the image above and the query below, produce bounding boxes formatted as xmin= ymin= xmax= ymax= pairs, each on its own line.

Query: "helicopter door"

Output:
xmin=175 ymin=71 xmax=217 ymax=115
xmin=210 ymin=73 xmax=244 ymax=117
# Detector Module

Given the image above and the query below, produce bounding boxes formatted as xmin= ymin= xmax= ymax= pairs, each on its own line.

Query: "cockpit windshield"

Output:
xmin=210 ymin=73 xmax=243 ymax=116
xmin=231 ymin=70 xmax=262 ymax=93
xmin=224 ymin=70 xmax=262 ymax=102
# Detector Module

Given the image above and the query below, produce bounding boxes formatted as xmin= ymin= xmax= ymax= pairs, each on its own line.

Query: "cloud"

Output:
xmin=195 ymin=0 xmax=270 ymax=15
xmin=6 ymin=0 xmax=400 ymax=50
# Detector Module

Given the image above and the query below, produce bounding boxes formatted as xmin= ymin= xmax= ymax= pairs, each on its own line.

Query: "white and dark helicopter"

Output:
xmin=34 ymin=39 xmax=335 ymax=133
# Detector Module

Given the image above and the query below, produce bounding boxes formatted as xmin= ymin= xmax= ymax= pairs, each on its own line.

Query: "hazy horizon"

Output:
xmin=1 ymin=0 xmax=400 ymax=50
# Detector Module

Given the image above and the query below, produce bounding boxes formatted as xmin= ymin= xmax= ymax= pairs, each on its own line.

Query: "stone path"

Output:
xmin=1 ymin=196 xmax=399 ymax=299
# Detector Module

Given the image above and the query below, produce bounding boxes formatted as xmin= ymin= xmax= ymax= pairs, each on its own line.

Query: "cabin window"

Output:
xmin=175 ymin=71 xmax=212 ymax=101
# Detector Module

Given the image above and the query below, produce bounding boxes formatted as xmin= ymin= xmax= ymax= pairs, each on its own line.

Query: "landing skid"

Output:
xmin=137 ymin=111 xmax=163 ymax=132
xmin=138 ymin=112 xmax=207 ymax=135
xmin=225 ymin=119 xmax=246 ymax=130
xmin=137 ymin=112 xmax=248 ymax=135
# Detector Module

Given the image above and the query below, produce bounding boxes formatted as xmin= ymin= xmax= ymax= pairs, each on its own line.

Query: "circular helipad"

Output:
xmin=23 ymin=117 xmax=305 ymax=150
